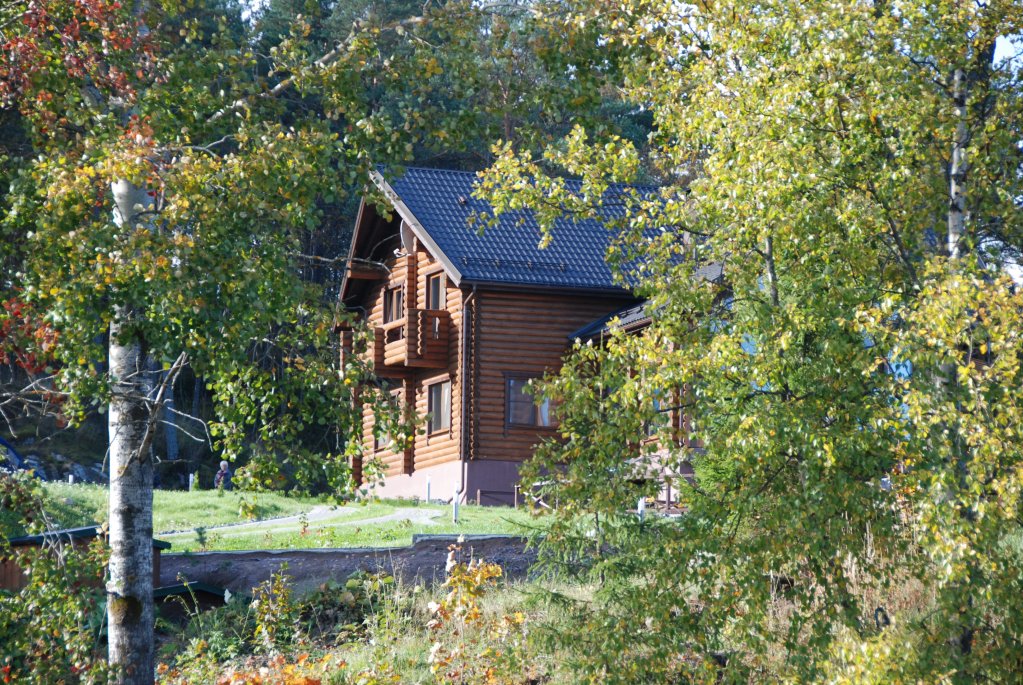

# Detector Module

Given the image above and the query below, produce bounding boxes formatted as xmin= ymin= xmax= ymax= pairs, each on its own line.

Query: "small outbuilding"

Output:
xmin=1 ymin=524 xmax=170 ymax=592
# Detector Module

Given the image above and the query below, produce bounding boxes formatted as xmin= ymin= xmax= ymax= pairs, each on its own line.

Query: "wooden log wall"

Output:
xmin=359 ymin=245 xmax=463 ymax=477
xmin=411 ymin=250 xmax=461 ymax=472
xmin=359 ymin=250 xmax=408 ymax=476
xmin=473 ymin=290 xmax=634 ymax=463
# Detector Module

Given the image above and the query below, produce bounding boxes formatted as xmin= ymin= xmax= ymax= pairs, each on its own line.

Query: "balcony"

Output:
xmin=378 ymin=309 xmax=450 ymax=370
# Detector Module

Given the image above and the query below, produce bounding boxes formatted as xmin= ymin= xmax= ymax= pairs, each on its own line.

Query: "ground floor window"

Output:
xmin=375 ymin=389 xmax=402 ymax=451
xmin=506 ymin=376 xmax=552 ymax=428
xmin=427 ymin=379 xmax=451 ymax=434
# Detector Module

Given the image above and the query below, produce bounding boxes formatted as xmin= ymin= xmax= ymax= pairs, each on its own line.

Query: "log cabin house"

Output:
xmin=338 ymin=167 xmax=702 ymax=504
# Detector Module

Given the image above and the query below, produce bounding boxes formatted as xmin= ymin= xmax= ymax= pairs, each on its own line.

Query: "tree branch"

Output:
xmin=208 ymin=16 xmax=425 ymax=123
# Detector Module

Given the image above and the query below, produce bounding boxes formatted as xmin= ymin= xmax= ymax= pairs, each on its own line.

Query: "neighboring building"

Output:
xmin=1 ymin=525 xmax=169 ymax=591
xmin=339 ymin=167 xmax=692 ymax=504
xmin=2 ymin=525 xmax=228 ymax=613
xmin=570 ymin=300 xmax=706 ymax=496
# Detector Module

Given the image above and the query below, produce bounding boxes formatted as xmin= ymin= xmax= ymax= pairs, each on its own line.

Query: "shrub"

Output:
xmin=0 ymin=471 xmax=110 ymax=684
xmin=158 ymin=653 xmax=339 ymax=685
xmin=302 ymin=571 xmax=396 ymax=644
xmin=425 ymin=543 xmax=531 ymax=685
xmin=252 ymin=564 xmax=302 ymax=654
xmin=157 ymin=584 xmax=255 ymax=671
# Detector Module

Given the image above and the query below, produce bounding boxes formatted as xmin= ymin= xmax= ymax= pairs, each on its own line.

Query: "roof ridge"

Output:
xmin=373 ymin=166 xmax=670 ymax=292
xmin=392 ymin=165 xmax=482 ymax=176
xmin=384 ymin=165 xmax=662 ymax=192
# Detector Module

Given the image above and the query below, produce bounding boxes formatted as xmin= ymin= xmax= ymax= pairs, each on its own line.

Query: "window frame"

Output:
xmin=644 ymin=392 xmax=668 ymax=440
xmin=504 ymin=374 xmax=555 ymax=430
xmin=374 ymin=388 xmax=403 ymax=452
xmin=383 ymin=286 xmax=404 ymax=324
xmin=426 ymin=272 xmax=446 ymax=310
xmin=426 ymin=378 xmax=452 ymax=435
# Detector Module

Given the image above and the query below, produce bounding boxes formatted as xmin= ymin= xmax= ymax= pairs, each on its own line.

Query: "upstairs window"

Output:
xmin=383 ymin=286 xmax=403 ymax=323
xmin=506 ymin=376 xmax=553 ymax=428
xmin=645 ymin=392 xmax=668 ymax=438
xmin=427 ymin=273 xmax=446 ymax=310
xmin=427 ymin=379 xmax=451 ymax=434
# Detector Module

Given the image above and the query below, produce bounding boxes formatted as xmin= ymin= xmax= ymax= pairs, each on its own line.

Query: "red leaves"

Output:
xmin=124 ymin=112 xmax=156 ymax=146
xmin=0 ymin=296 xmax=58 ymax=375
xmin=0 ymin=0 xmax=156 ymax=120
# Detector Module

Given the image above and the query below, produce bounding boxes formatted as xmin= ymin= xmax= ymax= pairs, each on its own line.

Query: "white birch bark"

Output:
xmin=943 ymin=36 xmax=996 ymax=662
xmin=107 ymin=180 xmax=156 ymax=685
xmin=947 ymin=66 xmax=968 ymax=260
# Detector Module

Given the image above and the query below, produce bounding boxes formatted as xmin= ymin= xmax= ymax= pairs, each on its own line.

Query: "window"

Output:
xmin=375 ymin=389 xmax=402 ymax=451
xmin=682 ymin=384 xmax=701 ymax=448
xmin=427 ymin=380 xmax=451 ymax=434
xmin=645 ymin=392 xmax=668 ymax=438
xmin=427 ymin=273 xmax=445 ymax=310
xmin=375 ymin=428 xmax=393 ymax=451
xmin=506 ymin=377 xmax=553 ymax=428
xmin=383 ymin=287 xmax=403 ymax=323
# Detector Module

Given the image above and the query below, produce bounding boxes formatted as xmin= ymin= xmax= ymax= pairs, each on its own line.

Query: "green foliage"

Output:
xmin=156 ymin=569 xmax=403 ymax=682
xmin=252 ymin=563 xmax=301 ymax=654
xmin=152 ymin=553 xmax=594 ymax=684
xmin=303 ymin=570 xmax=396 ymax=644
xmin=425 ymin=544 xmax=531 ymax=685
xmin=157 ymin=587 xmax=255 ymax=681
xmin=0 ymin=472 xmax=110 ymax=684
xmin=481 ymin=0 xmax=1023 ymax=682
xmin=0 ymin=0 xmax=651 ymax=496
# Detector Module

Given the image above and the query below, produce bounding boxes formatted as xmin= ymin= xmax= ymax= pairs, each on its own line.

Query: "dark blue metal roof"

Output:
xmin=384 ymin=167 xmax=657 ymax=292
xmin=568 ymin=262 xmax=724 ymax=341
xmin=569 ymin=301 xmax=653 ymax=341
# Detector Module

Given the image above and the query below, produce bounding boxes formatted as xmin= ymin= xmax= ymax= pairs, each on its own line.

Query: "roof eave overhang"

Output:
xmin=461 ymin=279 xmax=635 ymax=298
xmin=370 ymin=169 xmax=466 ymax=287
xmin=338 ymin=197 xmax=369 ymax=303
xmin=570 ymin=319 xmax=653 ymax=344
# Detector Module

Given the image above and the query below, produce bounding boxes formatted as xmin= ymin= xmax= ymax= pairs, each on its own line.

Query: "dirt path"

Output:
xmin=159 ymin=506 xmax=441 ymax=541
xmin=162 ymin=535 xmax=537 ymax=592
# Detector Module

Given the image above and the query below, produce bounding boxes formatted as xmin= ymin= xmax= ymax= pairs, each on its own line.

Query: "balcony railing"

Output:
xmin=377 ymin=308 xmax=450 ymax=369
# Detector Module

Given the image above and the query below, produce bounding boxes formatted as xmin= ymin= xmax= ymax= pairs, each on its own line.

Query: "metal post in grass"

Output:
xmin=452 ymin=487 xmax=460 ymax=523
xmin=638 ymin=497 xmax=646 ymax=522
xmin=426 ymin=476 xmax=431 ymax=504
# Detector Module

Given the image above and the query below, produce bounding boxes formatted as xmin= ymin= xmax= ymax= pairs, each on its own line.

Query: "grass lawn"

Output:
xmin=36 ymin=483 xmax=322 ymax=535
xmin=163 ymin=502 xmax=539 ymax=552
xmin=26 ymin=483 xmax=540 ymax=552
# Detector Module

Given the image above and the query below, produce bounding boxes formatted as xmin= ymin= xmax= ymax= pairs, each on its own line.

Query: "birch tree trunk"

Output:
xmin=947 ymin=66 xmax=969 ymax=260
xmin=944 ymin=35 xmax=996 ymax=664
xmin=107 ymin=180 xmax=156 ymax=685
xmin=945 ymin=67 xmax=974 ymax=655
xmin=107 ymin=318 xmax=155 ymax=684
xmin=947 ymin=39 xmax=996 ymax=261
